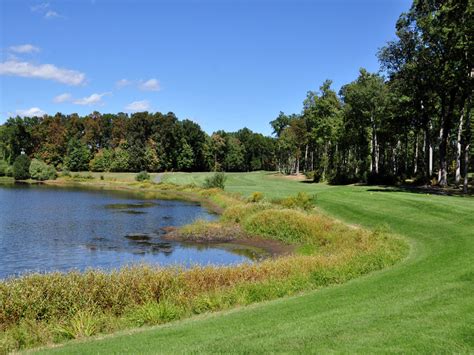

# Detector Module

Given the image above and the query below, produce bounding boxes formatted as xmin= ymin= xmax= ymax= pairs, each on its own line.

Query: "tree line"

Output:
xmin=0 ymin=111 xmax=276 ymax=174
xmin=271 ymin=0 xmax=472 ymax=191
xmin=0 ymin=0 xmax=472 ymax=191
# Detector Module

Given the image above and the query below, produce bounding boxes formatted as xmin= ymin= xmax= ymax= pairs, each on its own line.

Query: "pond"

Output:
xmin=0 ymin=184 xmax=261 ymax=279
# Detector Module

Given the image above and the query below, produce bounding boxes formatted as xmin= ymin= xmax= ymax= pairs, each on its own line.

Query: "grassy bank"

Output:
xmin=0 ymin=177 xmax=14 ymax=184
xmin=0 ymin=175 xmax=406 ymax=353
xmin=34 ymin=171 xmax=474 ymax=353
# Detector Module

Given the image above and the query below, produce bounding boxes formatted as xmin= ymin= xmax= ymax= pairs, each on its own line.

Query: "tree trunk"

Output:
xmin=429 ymin=139 xmax=433 ymax=177
xmin=455 ymin=111 xmax=464 ymax=185
xmin=438 ymin=125 xmax=444 ymax=184
xmin=421 ymin=99 xmax=432 ymax=178
xmin=370 ymin=114 xmax=379 ymax=175
xmin=304 ymin=144 xmax=309 ymax=172
xmin=405 ymin=130 xmax=409 ymax=175
xmin=414 ymin=132 xmax=419 ymax=175
xmin=439 ymin=91 xmax=457 ymax=187
xmin=463 ymin=99 xmax=471 ymax=194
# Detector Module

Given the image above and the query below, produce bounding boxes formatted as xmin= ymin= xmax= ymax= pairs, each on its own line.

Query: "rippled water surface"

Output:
xmin=0 ymin=184 xmax=258 ymax=278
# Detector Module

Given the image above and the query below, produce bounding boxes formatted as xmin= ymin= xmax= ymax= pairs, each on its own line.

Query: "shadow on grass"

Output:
xmin=365 ymin=185 xmax=473 ymax=197
xmin=295 ymin=178 xmax=473 ymax=197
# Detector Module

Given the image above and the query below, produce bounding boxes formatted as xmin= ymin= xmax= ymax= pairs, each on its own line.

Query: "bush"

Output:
xmin=203 ymin=172 xmax=226 ymax=189
xmin=328 ymin=168 xmax=359 ymax=185
xmin=0 ymin=160 xmax=10 ymax=176
xmin=12 ymin=155 xmax=31 ymax=180
xmin=5 ymin=165 xmax=13 ymax=177
xmin=367 ymin=172 xmax=400 ymax=186
xmin=61 ymin=168 xmax=71 ymax=177
xmin=274 ymin=192 xmax=316 ymax=211
xmin=89 ymin=149 xmax=113 ymax=172
xmin=313 ymin=170 xmax=323 ymax=183
xmin=29 ymin=159 xmax=57 ymax=181
xmin=243 ymin=209 xmax=331 ymax=245
xmin=110 ymin=148 xmax=130 ymax=172
xmin=135 ymin=171 xmax=150 ymax=181
xmin=248 ymin=191 xmax=264 ymax=203
xmin=71 ymin=173 xmax=94 ymax=180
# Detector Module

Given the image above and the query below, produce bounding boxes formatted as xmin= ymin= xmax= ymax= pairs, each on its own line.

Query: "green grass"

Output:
xmin=0 ymin=176 xmax=14 ymax=184
xmin=35 ymin=172 xmax=474 ymax=353
xmin=61 ymin=171 xmax=161 ymax=182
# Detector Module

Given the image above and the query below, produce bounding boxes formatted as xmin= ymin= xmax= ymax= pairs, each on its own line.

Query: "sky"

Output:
xmin=0 ymin=0 xmax=411 ymax=135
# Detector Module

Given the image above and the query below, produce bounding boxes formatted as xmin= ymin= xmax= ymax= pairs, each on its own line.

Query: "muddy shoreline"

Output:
xmin=161 ymin=226 xmax=294 ymax=257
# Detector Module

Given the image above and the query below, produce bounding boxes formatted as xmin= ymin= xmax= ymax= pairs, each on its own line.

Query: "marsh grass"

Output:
xmin=178 ymin=220 xmax=245 ymax=241
xmin=0 ymin=185 xmax=407 ymax=353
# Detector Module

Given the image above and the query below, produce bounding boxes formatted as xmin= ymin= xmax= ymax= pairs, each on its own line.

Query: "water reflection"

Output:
xmin=0 ymin=184 xmax=262 ymax=279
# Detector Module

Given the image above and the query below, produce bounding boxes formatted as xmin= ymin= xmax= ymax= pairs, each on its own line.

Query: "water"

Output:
xmin=0 ymin=184 xmax=259 ymax=279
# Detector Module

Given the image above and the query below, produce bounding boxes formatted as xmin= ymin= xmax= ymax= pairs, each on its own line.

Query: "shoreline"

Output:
xmin=25 ymin=178 xmax=293 ymax=258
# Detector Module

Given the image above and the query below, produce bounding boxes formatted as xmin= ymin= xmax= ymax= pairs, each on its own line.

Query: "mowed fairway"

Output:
xmin=43 ymin=172 xmax=474 ymax=353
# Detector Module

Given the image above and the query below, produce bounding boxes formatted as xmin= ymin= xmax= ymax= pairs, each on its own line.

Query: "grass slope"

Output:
xmin=41 ymin=172 xmax=474 ymax=353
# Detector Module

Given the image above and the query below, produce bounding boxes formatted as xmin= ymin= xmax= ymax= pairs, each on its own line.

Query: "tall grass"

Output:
xmin=0 ymin=185 xmax=408 ymax=353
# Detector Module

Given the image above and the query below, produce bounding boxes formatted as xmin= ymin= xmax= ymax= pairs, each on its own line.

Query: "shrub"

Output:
xmin=61 ymin=168 xmax=71 ymax=177
xmin=110 ymin=148 xmax=130 ymax=172
xmin=55 ymin=310 xmax=100 ymax=339
xmin=313 ymin=170 xmax=323 ymax=183
xmin=135 ymin=171 xmax=150 ymax=181
xmin=203 ymin=172 xmax=226 ymax=189
xmin=248 ymin=191 xmax=264 ymax=203
xmin=29 ymin=159 xmax=56 ymax=181
xmin=0 ymin=160 xmax=9 ymax=176
xmin=221 ymin=202 xmax=271 ymax=224
xmin=328 ymin=166 xmax=359 ymax=185
xmin=5 ymin=165 xmax=13 ymax=177
xmin=274 ymin=192 xmax=316 ymax=211
xmin=244 ymin=209 xmax=321 ymax=244
xmin=178 ymin=220 xmax=245 ymax=242
xmin=367 ymin=172 xmax=400 ymax=185
xmin=89 ymin=149 xmax=113 ymax=172
xmin=127 ymin=301 xmax=184 ymax=327
xmin=304 ymin=170 xmax=315 ymax=180
xmin=71 ymin=173 xmax=94 ymax=180
xmin=12 ymin=155 xmax=31 ymax=180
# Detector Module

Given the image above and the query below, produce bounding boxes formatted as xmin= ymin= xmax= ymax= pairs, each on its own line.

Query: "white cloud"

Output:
xmin=30 ymin=3 xmax=50 ymax=12
xmin=0 ymin=60 xmax=86 ymax=85
xmin=9 ymin=44 xmax=40 ymax=54
xmin=116 ymin=78 xmax=131 ymax=88
xmin=45 ymin=10 xmax=60 ymax=19
xmin=125 ymin=100 xmax=150 ymax=112
xmin=139 ymin=78 xmax=160 ymax=91
xmin=73 ymin=92 xmax=110 ymax=106
xmin=16 ymin=107 xmax=47 ymax=117
xmin=53 ymin=93 xmax=72 ymax=103
xmin=31 ymin=3 xmax=63 ymax=19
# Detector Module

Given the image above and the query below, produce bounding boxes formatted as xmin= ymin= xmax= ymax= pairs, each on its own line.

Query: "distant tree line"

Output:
xmin=0 ymin=0 xmax=472 ymax=191
xmin=0 ymin=111 xmax=276 ymax=174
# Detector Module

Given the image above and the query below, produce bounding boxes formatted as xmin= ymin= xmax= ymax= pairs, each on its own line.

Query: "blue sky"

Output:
xmin=0 ymin=0 xmax=411 ymax=135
